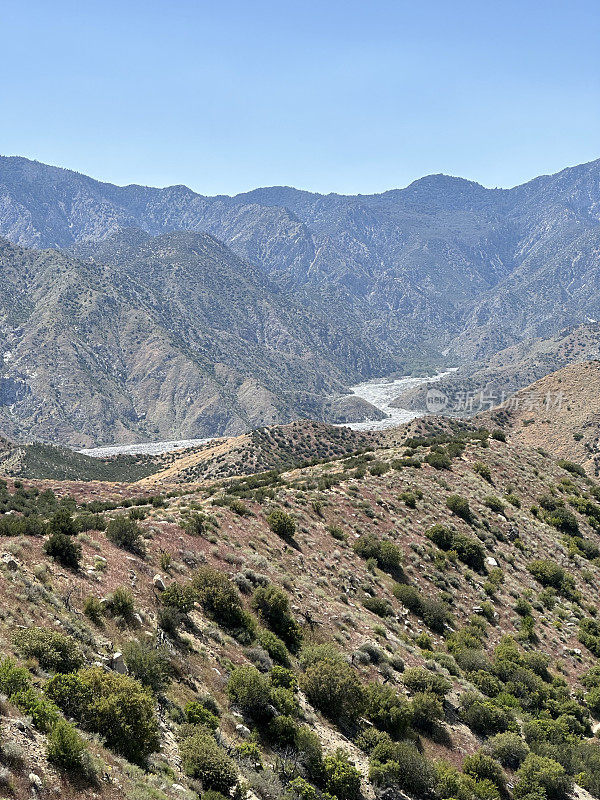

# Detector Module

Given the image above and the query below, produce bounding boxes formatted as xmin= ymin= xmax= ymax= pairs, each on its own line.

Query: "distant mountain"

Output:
xmin=1 ymin=155 xmax=600 ymax=444
xmin=0 ymin=232 xmax=398 ymax=446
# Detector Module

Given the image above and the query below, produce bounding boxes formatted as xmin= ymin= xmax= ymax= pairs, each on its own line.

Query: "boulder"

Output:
xmin=1 ymin=552 xmax=19 ymax=571
xmin=112 ymin=652 xmax=127 ymax=673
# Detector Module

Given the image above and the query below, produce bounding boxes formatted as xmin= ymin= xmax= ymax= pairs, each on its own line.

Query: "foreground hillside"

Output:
xmin=3 ymin=417 xmax=600 ymax=800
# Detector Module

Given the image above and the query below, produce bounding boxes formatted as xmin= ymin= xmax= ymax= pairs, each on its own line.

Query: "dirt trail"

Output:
xmin=135 ymin=433 xmax=251 ymax=487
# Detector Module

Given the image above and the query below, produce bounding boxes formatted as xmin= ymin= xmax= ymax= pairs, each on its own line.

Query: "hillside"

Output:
xmin=393 ymin=323 xmax=600 ymax=415
xmin=136 ymin=420 xmax=379 ymax=486
xmin=3 ymin=415 xmax=600 ymax=799
xmin=0 ymin=442 xmax=161 ymax=482
xmin=0 ymin=233 xmax=398 ymax=446
xmin=485 ymin=361 xmax=600 ymax=475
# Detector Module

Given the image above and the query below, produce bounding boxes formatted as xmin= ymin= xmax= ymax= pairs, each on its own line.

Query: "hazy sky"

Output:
xmin=1 ymin=0 xmax=599 ymax=195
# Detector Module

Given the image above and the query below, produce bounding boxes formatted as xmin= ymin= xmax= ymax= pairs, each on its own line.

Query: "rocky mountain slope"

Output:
xmin=485 ymin=361 xmax=600 ymax=476
xmin=3 ymin=403 xmax=600 ymax=800
xmin=2 ymin=155 xmax=600 ymax=364
xmin=0 ymin=232 xmax=400 ymax=446
xmin=393 ymin=323 xmax=600 ymax=415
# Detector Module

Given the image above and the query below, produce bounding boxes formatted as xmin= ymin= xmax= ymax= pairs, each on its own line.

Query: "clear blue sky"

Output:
xmin=1 ymin=0 xmax=598 ymax=195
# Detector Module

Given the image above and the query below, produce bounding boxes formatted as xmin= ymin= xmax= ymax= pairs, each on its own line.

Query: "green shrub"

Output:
xmin=270 ymin=685 xmax=300 ymax=717
xmin=104 ymin=586 xmax=135 ymax=619
xmin=528 ymin=560 xmax=576 ymax=598
xmin=393 ymin=583 xmax=450 ymax=633
xmin=513 ymin=754 xmax=572 ymax=800
xmin=300 ymin=658 xmax=365 ymax=726
xmin=45 ymin=667 xmax=159 ymax=764
xmin=74 ymin=512 xmax=106 ymax=532
xmin=160 ymin=581 xmax=196 ymax=613
xmin=184 ymin=701 xmax=219 ymax=730
xmin=83 ymin=596 xmax=104 ymax=624
xmin=484 ymin=496 xmax=506 ymax=514
xmin=474 ymin=462 xmax=492 ymax=482
xmin=106 ymin=515 xmax=144 ymax=553
xmin=557 ymin=459 xmax=585 ymax=477
xmin=364 ymin=682 xmax=412 ymax=738
xmin=158 ymin=605 xmax=184 ymax=635
xmin=369 ymin=741 xmax=436 ymax=797
xmin=460 ymin=693 xmax=512 ymax=736
xmin=447 ymin=494 xmax=474 ymax=522
xmin=11 ymin=686 xmax=60 ymax=732
xmin=363 ymin=596 xmax=393 ymax=617
xmin=426 ymin=451 xmax=452 ymax=470
xmin=487 ymin=731 xmax=530 ymax=769
xmin=270 ymin=665 xmax=297 ymax=690
xmin=429 ymin=524 xmax=486 ymax=569
xmin=122 ymin=640 xmax=171 ymax=693
xmin=369 ymin=461 xmax=390 ymax=476
xmin=399 ymin=490 xmax=419 ymax=508
xmin=180 ymin=728 xmax=237 ymax=794
xmin=266 ymin=508 xmax=296 ymax=539
xmin=403 ymin=667 xmax=451 ymax=697
xmin=435 ymin=760 xmax=479 ymax=800
xmin=353 ymin=533 xmax=403 ymax=572
xmin=586 ymin=686 xmax=600 ymax=715
xmin=410 ymin=691 xmax=444 ymax=733
xmin=44 ymin=532 xmax=81 ymax=569
xmin=327 ymin=525 xmax=347 ymax=541
xmin=0 ymin=656 xmax=31 ymax=697
xmin=13 ymin=628 xmax=83 ymax=673
xmin=193 ymin=566 xmax=252 ymax=635
xmin=453 ymin=533 xmax=486 ymax=571
xmin=46 ymin=718 xmax=92 ymax=777
xmin=227 ymin=665 xmax=272 ymax=720
xmin=252 ymin=585 xmax=302 ymax=651
xmin=182 ymin=512 xmax=208 ymax=536
xmin=323 ymin=749 xmax=361 ymax=800
xmin=491 ymin=429 xmax=506 ymax=442
xmin=229 ymin=498 xmax=252 ymax=516
xmin=49 ymin=508 xmax=78 ymax=536
xmin=545 ymin=506 xmax=579 ymax=535
xmin=579 ymin=618 xmax=600 ymax=657
xmin=426 ymin=524 xmax=454 ymax=549
xmin=287 ymin=777 xmax=334 ymax=800
xmin=257 ymin=628 xmax=291 ymax=666
xmin=462 ymin=751 xmax=506 ymax=793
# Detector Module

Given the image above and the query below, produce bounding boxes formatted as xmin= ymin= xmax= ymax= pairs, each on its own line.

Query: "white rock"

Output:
xmin=485 ymin=556 xmax=498 ymax=568
xmin=112 ymin=652 xmax=127 ymax=673
xmin=153 ymin=574 xmax=166 ymax=591
xmin=1 ymin=553 xmax=19 ymax=571
xmin=29 ymin=773 xmax=43 ymax=791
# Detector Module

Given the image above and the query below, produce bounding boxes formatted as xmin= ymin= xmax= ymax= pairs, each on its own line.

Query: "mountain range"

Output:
xmin=1 ymin=155 xmax=600 ymax=444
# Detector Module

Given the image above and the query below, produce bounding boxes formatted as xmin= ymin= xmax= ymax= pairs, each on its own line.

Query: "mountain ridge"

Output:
xmin=2 ymin=155 xmax=600 ymax=444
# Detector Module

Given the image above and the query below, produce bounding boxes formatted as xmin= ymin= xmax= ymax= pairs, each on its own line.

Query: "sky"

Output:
xmin=1 ymin=0 xmax=599 ymax=196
